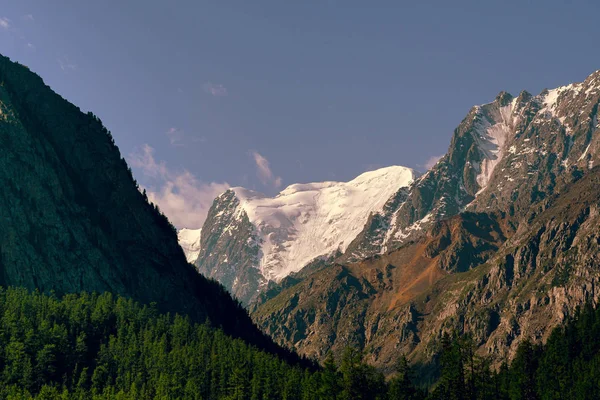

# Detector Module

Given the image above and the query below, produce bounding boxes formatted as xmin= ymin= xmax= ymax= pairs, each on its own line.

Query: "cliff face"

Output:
xmin=0 ymin=55 xmax=284 ymax=355
xmin=196 ymin=190 xmax=266 ymax=305
xmin=253 ymin=70 xmax=600 ymax=373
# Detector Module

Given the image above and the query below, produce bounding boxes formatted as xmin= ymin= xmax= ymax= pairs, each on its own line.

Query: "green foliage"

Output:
xmin=428 ymin=303 xmax=600 ymax=399
xmin=0 ymin=287 xmax=401 ymax=399
xmin=3 ymin=287 xmax=600 ymax=399
xmin=338 ymin=347 xmax=386 ymax=400
xmin=388 ymin=356 xmax=422 ymax=400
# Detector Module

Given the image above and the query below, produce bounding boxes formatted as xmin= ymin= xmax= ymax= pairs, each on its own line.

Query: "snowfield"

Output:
xmin=230 ymin=166 xmax=417 ymax=280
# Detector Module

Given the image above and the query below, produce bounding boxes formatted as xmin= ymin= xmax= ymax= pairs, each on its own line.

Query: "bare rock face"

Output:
xmin=253 ymin=70 xmax=600 ymax=374
xmin=253 ymin=211 xmax=509 ymax=372
xmin=196 ymin=190 xmax=266 ymax=305
xmin=347 ymin=70 xmax=600 ymax=258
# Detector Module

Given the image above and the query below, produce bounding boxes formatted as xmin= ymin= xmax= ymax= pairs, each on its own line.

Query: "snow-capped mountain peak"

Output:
xmin=234 ymin=166 xmax=417 ymax=280
xmin=345 ymin=69 xmax=600 ymax=259
xmin=195 ymin=165 xmax=418 ymax=303
xmin=193 ymin=70 xmax=600 ymax=305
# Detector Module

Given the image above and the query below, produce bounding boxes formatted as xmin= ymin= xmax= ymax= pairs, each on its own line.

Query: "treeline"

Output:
xmin=0 ymin=287 xmax=599 ymax=399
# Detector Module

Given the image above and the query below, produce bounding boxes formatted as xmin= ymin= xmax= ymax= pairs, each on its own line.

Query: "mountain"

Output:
xmin=177 ymin=228 xmax=202 ymax=263
xmin=195 ymin=166 xmax=418 ymax=304
xmin=252 ymin=69 xmax=600 ymax=373
xmin=345 ymin=73 xmax=600 ymax=260
xmin=0 ymin=54 xmax=293 ymax=359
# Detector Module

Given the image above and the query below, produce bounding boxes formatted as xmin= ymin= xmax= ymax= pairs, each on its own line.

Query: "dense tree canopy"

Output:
xmin=0 ymin=287 xmax=400 ymax=399
xmin=0 ymin=287 xmax=599 ymax=399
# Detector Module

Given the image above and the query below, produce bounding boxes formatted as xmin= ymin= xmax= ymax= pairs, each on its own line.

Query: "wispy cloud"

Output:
xmin=58 ymin=57 xmax=77 ymax=71
xmin=0 ymin=17 xmax=10 ymax=30
xmin=202 ymin=82 xmax=228 ymax=97
xmin=22 ymin=14 xmax=34 ymax=22
xmin=424 ymin=154 xmax=443 ymax=170
xmin=166 ymin=127 xmax=206 ymax=146
xmin=26 ymin=42 xmax=35 ymax=50
xmin=129 ymin=144 xmax=229 ymax=229
xmin=250 ymin=150 xmax=282 ymax=188
xmin=166 ymin=127 xmax=184 ymax=146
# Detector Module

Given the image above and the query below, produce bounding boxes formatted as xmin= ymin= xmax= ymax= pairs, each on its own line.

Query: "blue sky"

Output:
xmin=1 ymin=1 xmax=599 ymax=228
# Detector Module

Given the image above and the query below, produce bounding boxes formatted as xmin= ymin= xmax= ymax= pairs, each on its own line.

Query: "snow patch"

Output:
xmin=579 ymin=144 xmax=591 ymax=161
xmin=473 ymin=100 xmax=516 ymax=189
xmin=230 ymin=166 xmax=417 ymax=281
xmin=177 ymin=228 xmax=202 ymax=263
xmin=389 ymin=212 xmax=433 ymax=244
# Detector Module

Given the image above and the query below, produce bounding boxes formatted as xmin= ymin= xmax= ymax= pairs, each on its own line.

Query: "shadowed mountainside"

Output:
xmin=0 ymin=54 xmax=302 ymax=364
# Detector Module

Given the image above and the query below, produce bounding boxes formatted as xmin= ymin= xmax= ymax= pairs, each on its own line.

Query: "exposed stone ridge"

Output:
xmin=346 ymin=69 xmax=600 ymax=260
xmin=195 ymin=190 xmax=266 ymax=305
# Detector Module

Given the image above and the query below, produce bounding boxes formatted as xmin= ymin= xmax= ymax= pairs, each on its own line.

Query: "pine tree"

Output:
xmin=389 ymin=355 xmax=421 ymax=400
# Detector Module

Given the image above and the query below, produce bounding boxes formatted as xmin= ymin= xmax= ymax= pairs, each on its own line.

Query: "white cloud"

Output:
xmin=22 ymin=14 xmax=34 ymax=22
xmin=166 ymin=127 xmax=206 ymax=146
xmin=58 ymin=57 xmax=77 ymax=71
xmin=250 ymin=150 xmax=282 ymax=188
xmin=129 ymin=144 xmax=230 ymax=229
xmin=0 ymin=17 xmax=10 ymax=29
xmin=166 ymin=127 xmax=184 ymax=146
xmin=202 ymin=82 xmax=228 ymax=97
xmin=26 ymin=42 xmax=35 ymax=50
xmin=424 ymin=154 xmax=444 ymax=170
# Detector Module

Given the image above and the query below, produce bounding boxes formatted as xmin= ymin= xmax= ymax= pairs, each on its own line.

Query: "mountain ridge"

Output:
xmin=194 ymin=165 xmax=418 ymax=304
xmin=345 ymin=69 xmax=600 ymax=261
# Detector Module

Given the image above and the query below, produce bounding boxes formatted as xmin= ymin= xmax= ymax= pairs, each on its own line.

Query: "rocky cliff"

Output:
xmin=346 ymin=71 xmax=600 ymax=260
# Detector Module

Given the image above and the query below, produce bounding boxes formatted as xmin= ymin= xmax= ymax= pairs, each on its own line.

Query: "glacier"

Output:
xmin=229 ymin=166 xmax=417 ymax=280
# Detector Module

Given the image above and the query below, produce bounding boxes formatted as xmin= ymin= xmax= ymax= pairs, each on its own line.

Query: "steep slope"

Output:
xmin=177 ymin=228 xmax=202 ymax=263
xmin=253 ymin=70 xmax=600 ymax=372
xmin=345 ymin=70 xmax=600 ymax=260
xmin=253 ymin=211 xmax=509 ymax=371
xmin=0 ymin=54 xmax=289 ymax=358
xmin=409 ymin=168 xmax=600 ymax=368
xmin=197 ymin=166 xmax=417 ymax=304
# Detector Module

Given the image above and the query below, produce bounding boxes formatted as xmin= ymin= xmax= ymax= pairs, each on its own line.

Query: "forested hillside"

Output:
xmin=0 ymin=287 xmax=394 ymax=399
xmin=1 ymin=287 xmax=600 ymax=399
